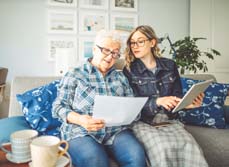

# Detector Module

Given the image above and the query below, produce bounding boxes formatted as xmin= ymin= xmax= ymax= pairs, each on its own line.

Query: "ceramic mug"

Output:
xmin=1 ymin=129 xmax=38 ymax=163
xmin=30 ymin=135 xmax=69 ymax=167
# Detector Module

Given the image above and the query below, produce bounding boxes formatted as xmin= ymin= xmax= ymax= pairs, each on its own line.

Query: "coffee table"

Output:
xmin=0 ymin=144 xmax=71 ymax=167
xmin=0 ymin=144 xmax=28 ymax=167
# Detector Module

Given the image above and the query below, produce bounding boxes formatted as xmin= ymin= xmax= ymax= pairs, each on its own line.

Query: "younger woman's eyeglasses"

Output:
xmin=129 ymin=39 xmax=150 ymax=48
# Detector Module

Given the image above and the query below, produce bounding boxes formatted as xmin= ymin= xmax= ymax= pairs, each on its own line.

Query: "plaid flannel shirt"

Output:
xmin=52 ymin=60 xmax=134 ymax=143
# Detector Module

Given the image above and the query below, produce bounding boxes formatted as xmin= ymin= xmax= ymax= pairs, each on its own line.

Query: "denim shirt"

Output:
xmin=123 ymin=57 xmax=183 ymax=124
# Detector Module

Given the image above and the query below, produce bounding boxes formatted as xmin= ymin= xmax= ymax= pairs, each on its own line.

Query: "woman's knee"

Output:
xmin=112 ymin=130 xmax=146 ymax=166
xmin=68 ymin=136 xmax=109 ymax=167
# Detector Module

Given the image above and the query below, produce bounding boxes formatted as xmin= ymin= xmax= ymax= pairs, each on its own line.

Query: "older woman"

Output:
xmin=52 ymin=30 xmax=146 ymax=167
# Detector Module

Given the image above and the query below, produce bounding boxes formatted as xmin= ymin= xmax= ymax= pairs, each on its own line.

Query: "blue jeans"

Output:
xmin=68 ymin=130 xmax=146 ymax=167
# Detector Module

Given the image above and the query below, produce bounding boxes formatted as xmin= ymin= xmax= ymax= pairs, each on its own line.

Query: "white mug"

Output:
xmin=1 ymin=129 xmax=38 ymax=162
xmin=30 ymin=135 xmax=69 ymax=167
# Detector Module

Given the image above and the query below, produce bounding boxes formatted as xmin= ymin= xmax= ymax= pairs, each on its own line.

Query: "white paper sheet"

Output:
xmin=92 ymin=95 xmax=148 ymax=127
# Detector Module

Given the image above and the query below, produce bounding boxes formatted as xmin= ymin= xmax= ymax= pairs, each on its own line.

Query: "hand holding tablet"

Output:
xmin=172 ymin=79 xmax=214 ymax=113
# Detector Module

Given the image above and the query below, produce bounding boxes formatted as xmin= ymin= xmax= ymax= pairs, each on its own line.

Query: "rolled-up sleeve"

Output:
xmin=52 ymin=70 xmax=78 ymax=123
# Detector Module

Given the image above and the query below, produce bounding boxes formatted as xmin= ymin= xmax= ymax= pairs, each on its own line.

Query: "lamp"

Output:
xmin=55 ymin=48 xmax=77 ymax=76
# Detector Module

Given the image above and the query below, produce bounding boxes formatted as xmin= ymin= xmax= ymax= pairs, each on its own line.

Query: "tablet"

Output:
xmin=172 ymin=79 xmax=214 ymax=113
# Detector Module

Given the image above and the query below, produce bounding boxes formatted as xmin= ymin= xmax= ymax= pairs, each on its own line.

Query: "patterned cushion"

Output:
xmin=178 ymin=77 xmax=229 ymax=128
xmin=16 ymin=80 xmax=61 ymax=136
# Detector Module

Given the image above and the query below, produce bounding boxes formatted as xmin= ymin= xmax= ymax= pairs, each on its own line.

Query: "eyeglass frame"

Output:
xmin=96 ymin=45 xmax=121 ymax=59
xmin=129 ymin=39 xmax=151 ymax=48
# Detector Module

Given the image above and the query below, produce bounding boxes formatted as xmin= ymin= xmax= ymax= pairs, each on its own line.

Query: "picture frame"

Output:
xmin=47 ymin=36 xmax=77 ymax=61
xmin=78 ymin=37 xmax=95 ymax=62
xmin=111 ymin=0 xmax=138 ymax=12
xmin=110 ymin=14 xmax=138 ymax=33
xmin=48 ymin=10 xmax=77 ymax=34
xmin=79 ymin=0 xmax=108 ymax=9
xmin=79 ymin=11 xmax=109 ymax=35
xmin=119 ymin=34 xmax=129 ymax=57
xmin=47 ymin=0 xmax=77 ymax=8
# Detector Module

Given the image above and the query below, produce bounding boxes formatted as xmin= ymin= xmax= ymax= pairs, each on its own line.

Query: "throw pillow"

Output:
xmin=0 ymin=116 xmax=31 ymax=143
xmin=178 ymin=77 xmax=229 ymax=129
xmin=16 ymin=80 xmax=61 ymax=136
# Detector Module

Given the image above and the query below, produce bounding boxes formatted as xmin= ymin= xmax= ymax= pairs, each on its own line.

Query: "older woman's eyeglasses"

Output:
xmin=96 ymin=45 xmax=120 ymax=59
xmin=130 ymin=39 xmax=150 ymax=48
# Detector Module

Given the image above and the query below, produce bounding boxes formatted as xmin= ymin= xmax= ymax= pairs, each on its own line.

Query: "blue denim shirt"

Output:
xmin=123 ymin=57 xmax=183 ymax=124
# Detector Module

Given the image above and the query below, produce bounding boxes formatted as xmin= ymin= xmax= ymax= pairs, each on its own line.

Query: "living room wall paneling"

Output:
xmin=190 ymin=0 xmax=229 ymax=83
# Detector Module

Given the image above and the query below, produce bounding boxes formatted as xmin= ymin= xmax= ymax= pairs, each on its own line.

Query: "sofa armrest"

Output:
xmin=225 ymin=96 xmax=229 ymax=106
xmin=224 ymin=105 xmax=229 ymax=124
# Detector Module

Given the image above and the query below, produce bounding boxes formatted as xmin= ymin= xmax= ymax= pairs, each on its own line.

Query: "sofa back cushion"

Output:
xmin=9 ymin=76 xmax=61 ymax=117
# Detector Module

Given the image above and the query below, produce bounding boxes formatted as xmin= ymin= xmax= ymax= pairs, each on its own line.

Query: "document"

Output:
xmin=92 ymin=95 xmax=148 ymax=127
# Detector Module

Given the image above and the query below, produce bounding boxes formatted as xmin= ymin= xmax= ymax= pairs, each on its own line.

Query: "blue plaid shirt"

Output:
xmin=52 ymin=59 xmax=134 ymax=143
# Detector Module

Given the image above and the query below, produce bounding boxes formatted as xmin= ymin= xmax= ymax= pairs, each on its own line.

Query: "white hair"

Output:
xmin=94 ymin=29 xmax=123 ymax=47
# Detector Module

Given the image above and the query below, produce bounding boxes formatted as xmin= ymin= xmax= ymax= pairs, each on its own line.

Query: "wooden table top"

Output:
xmin=0 ymin=144 xmax=28 ymax=167
xmin=0 ymin=144 xmax=71 ymax=167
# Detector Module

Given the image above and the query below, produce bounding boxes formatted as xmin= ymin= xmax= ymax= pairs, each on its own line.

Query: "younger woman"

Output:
xmin=123 ymin=25 xmax=208 ymax=167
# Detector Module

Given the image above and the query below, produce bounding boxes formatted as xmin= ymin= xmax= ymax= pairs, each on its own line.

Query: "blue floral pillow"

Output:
xmin=178 ymin=77 xmax=229 ymax=129
xmin=17 ymin=80 xmax=61 ymax=136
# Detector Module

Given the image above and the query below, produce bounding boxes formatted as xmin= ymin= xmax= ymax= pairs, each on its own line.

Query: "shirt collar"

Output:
xmin=134 ymin=57 xmax=170 ymax=74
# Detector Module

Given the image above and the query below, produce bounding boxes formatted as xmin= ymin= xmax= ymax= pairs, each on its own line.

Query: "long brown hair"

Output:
xmin=125 ymin=25 xmax=161 ymax=70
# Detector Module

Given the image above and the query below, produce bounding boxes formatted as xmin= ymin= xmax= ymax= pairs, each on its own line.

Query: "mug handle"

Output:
xmin=58 ymin=140 xmax=69 ymax=157
xmin=0 ymin=142 xmax=11 ymax=154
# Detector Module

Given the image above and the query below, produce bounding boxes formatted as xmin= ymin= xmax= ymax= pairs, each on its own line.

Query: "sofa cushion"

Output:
xmin=0 ymin=116 xmax=31 ymax=143
xmin=16 ymin=80 xmax=61 ymax=136
xmin=178 ymin=77 xmax=229 ymax=128
xmin=185 ymin=125 xmax=229 ymax=167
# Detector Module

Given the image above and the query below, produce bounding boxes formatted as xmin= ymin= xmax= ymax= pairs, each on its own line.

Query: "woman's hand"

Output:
xmin=185 ymin=93 xmax=204 ymax=109
xmin=67 ymin=112 xmax=105 ymax=132
xmin=156 ymin=96 xmax=181 ymax=111
xmin=78 ymin=115 xmax=105 ymax=132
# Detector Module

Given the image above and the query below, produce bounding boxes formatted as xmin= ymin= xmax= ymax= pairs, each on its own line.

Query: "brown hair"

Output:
xmin=125 ymin=25 xmax=161 ymax=70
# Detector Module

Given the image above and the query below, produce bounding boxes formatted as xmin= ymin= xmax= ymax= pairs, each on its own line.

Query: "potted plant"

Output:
xmin=162 ymin=36 xmax=221 ymax=74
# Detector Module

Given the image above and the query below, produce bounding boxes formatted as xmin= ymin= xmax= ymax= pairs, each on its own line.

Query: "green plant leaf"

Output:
xmin=165 ymin=36 xmax=221 ymax=74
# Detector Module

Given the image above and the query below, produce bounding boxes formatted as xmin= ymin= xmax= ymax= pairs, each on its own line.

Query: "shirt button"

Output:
xmin=156 ymin=90 xmax=160 ymax=94
xmin=159 ymin=82 xmax=162 ymax=86
xmin=139 ymin=80 xmax=142 ymax=84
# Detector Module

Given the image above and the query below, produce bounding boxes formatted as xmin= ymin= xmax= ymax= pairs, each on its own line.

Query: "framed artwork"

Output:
xmin=79 ymin=0 xmax=108 ymax=9
xmin=111 ymin=0 xmax=138 ymax=12
xmin=47 ymin=0 xmax=77 ymax=8
xmin=48 ymin=10 xmax=77 ymax=34
xmin=78 ymin=37 xmax=95 ymax=61
xmin=48 ymin=36 xmax=77 ymax=61
xmin=111 ymin=14 xmax=138 ymax=32
xmin=79 ymin=11 xmax=109 ymax=35
xmin=119 ymin=34 xmax=129 ymax=57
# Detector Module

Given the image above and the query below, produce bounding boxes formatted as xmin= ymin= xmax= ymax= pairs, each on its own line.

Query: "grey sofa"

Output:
xmin=8 ymin=69 xmax=229 ymax=167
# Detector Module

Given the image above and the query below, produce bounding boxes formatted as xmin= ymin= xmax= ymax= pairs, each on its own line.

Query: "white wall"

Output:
xmin=0 ymin=0 xmax=190 ymax=82
xmin=0 ymin=0 xmax=190 ymax=116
